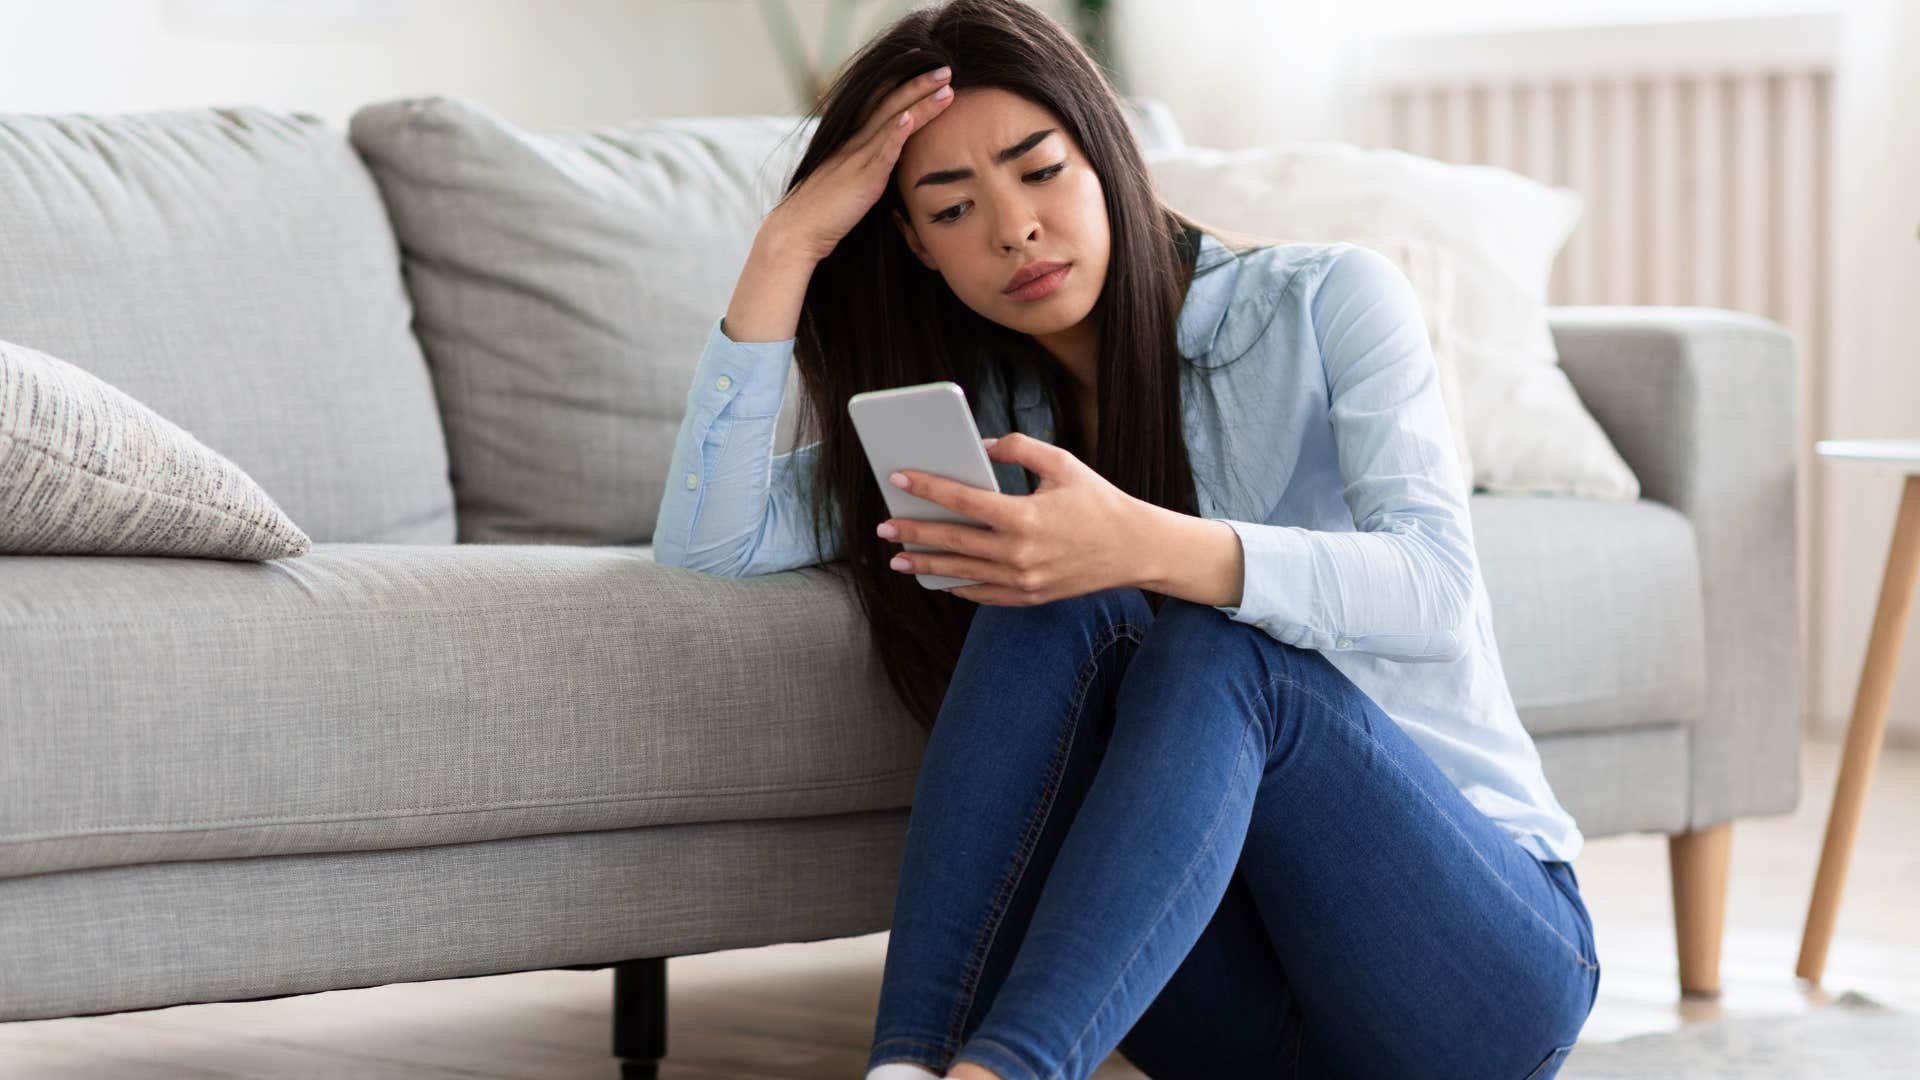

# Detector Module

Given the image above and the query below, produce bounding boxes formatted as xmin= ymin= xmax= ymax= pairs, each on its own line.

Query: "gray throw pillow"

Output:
xmin=0 ymin=337 xmax=310 ymax=560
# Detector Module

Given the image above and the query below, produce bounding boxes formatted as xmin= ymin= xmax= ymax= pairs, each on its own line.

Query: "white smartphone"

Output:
xmin=847 ymin=380 xmax=1003 ymax=591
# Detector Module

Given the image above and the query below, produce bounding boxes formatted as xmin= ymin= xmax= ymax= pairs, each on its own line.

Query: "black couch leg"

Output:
xmin=612 ymin=957 xmax=668 ymax=1079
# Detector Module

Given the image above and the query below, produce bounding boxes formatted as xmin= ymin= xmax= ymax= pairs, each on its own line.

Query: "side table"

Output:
xmin=1797 ymin=437 xmax=1920 ymax=984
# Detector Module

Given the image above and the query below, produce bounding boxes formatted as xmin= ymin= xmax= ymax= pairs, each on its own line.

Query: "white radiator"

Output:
xmin=1370 ymin=71 xmax=1830 ymax=316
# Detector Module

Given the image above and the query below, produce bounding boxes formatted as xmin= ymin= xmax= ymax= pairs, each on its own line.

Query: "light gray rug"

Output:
xmin=1560 ymin=992 xmax=1919 ymax=1078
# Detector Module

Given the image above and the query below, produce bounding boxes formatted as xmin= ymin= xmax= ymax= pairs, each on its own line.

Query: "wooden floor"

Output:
xmin=1 ymin=729 xmax=1914 ymax=1078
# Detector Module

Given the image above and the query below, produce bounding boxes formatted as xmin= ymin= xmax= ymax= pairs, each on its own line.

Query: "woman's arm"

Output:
xmin=651 ymin=313 xmax=843 ymax=575
xmin=1177 ymin=244 xmax=1479 ymax=663
xmin=1136 ymin=509 xmax=1245 ymax=608
xmin=652 ymin=229 xmax=847 ymax=575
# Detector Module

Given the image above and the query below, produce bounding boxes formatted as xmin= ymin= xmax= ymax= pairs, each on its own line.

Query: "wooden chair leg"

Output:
xmin=1669 ymin=823 xmax=1733 ymax=997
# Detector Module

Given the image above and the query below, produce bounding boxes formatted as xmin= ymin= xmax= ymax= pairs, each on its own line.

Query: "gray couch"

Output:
xmin=0 ymin=97 xmax=1799 ymax=1074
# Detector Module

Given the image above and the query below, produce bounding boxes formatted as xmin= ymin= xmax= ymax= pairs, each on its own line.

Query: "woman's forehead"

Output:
xmin=899 ymin=88 xmax=1068 ymax=184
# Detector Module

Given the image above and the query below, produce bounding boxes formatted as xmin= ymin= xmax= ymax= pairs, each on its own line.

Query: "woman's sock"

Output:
xmin=864 ymin=1063 xmax=942 ymax=1080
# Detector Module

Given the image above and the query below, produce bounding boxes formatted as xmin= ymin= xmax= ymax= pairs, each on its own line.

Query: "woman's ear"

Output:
xmin=891 ymin=208 xmax=937 ymax=271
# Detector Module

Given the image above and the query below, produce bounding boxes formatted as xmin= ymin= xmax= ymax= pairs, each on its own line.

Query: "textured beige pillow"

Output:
xmin=0 ymin=337 xmax=311 ymax=560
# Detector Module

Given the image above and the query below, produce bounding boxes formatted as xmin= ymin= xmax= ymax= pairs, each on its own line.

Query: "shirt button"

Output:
xmin=684 ymin=472 xmax=699 ymax=489
xmin=1335 ymin=637 xmax=1353 ymax=649
xmin=714 ymin=374 xmax=732 ymax=391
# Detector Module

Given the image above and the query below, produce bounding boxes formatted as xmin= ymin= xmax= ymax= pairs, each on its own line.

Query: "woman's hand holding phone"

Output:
xmin=877 ymin=432 xmax=1157 ymax=606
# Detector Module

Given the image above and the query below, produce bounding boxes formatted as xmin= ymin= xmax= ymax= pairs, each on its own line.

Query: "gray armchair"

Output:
xmin=1535 ymin=306 xmax=1802 ymax=995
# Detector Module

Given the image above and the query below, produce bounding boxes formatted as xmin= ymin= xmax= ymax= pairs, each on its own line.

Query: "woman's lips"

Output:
xmin=1005 ymin=263 xmax=1070 ymax=301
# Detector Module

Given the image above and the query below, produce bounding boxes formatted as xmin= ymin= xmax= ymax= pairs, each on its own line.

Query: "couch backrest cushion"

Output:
xmin=347 ymin=94 xmax=1187 ymax=547
xmin=0 ymin=107 xmax=457 ymax=544
xmin=349 ymin=96 xmax=819 ymax=546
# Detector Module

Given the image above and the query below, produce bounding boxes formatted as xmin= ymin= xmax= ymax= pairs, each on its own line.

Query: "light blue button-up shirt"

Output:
xmin=654 ymin=231 xmax=1583 ymax=864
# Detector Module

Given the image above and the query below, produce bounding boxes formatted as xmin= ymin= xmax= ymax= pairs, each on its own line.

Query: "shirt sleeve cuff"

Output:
xmin=699 ymin=314 xmax=797 ymax=418
xmin=1210 ymin=518 xmax=1326 ymax=648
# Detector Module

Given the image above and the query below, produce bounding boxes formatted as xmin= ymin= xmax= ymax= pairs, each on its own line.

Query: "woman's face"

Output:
xmin=892 ymin=87 xmax=1110 ymax=340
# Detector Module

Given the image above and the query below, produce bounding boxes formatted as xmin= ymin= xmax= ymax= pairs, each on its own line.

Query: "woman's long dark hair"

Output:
xmin=772 ymin=0 xmax=1257 ymax=733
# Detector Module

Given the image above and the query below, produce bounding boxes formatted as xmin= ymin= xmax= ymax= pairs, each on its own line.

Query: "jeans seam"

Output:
xmin=1265 ymin=662 xmax=1597 ymax=974
xmin=1544 ymin=862 xmax=1601 ymax=971
xmin=941 ymin=618 xmax=1146 ymax=1056
xmin=1292 ymin=1015 xmax=1307 ymax=1080
xmin=1052 ymin=708 xmax=1259 ymax=1073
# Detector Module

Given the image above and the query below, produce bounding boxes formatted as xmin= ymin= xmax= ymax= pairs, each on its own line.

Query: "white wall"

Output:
xmin=1111 ymin=0 xmax=1845 ymax=150
xmin=0 ymin=0 xmax=1067 ymax=130
xmin=1112 ymin=2 xmax=1363 ymax=148
xmin=1819 ymin=0 xmax=1920 ymax=743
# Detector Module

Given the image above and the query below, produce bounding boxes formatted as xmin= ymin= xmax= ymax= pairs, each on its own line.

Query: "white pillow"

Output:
xmin=1147 ymin=142 xmax=1640 ymax=500
xmin=0 ymin=336 xmax=311 ymax=560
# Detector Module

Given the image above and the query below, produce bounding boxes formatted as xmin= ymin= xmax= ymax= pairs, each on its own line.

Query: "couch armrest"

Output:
xmin=1548 ymin=306 xmax=1802 ymax=829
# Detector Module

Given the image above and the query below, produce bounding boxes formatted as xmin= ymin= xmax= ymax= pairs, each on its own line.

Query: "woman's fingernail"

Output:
xmin=876 ymin=521 xmax=898 ymax=539
xmin=982 ymin=437 xmax=998 ymax=449
xmin=891 ymin=555 xmax=912 ymax=571
xmin=932 ymin=66 xmax=952 ymax=81
xmin=889 ymin=471 xmax=909 ymax=488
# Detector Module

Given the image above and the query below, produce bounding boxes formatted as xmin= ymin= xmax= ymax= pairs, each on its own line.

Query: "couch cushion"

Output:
xmin=347 ymin=97 xmax=817 ymax=547
xmin=0 ymin=546 xmax=925 ymax=880
xmin=0 ymin=106 xmax=456 ymax=544
xmin=0 ymin=493 xmax=1703 ymax=880
xmin=1470 ymin=493 xmax=1708 ymax=736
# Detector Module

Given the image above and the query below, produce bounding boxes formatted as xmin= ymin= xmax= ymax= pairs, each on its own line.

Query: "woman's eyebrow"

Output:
xmin=913 ymin=129 xmax=1056 ymax=189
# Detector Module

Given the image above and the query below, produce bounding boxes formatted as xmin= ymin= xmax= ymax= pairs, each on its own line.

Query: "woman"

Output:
xmin=651 ymin=1 xmax=1599 ymax=1077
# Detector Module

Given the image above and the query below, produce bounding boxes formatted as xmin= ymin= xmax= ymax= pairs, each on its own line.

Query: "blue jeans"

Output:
xmin=864 ymin=586 xmax=1600 ymax=1080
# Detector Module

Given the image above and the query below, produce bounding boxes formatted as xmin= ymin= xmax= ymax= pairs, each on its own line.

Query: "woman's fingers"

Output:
xmin=860 ymin=64 xmax=953 ymax=151
xmin=892 ymin=549 xmax=1019 ymax=589
xmin=883 ymin=518 xmax=1004 ymax=562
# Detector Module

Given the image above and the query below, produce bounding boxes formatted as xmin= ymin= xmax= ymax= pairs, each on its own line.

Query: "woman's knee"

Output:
xmin=967 ymin=584 xmax=1154 ymax=643
xmin=1145 ymin=597 xmax=1336 ymax=674
xmin=1134 ymin=597 xmax=1286 ymax=679
xmin=942 ymin=587 xmax=1153 ymax=748
xmin=1116 ymin=598 xmax=1330 ymax=751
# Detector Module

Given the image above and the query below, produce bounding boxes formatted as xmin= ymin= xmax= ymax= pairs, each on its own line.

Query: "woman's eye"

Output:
xmin=932 ymin=163 xmax=1067 ymax=223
